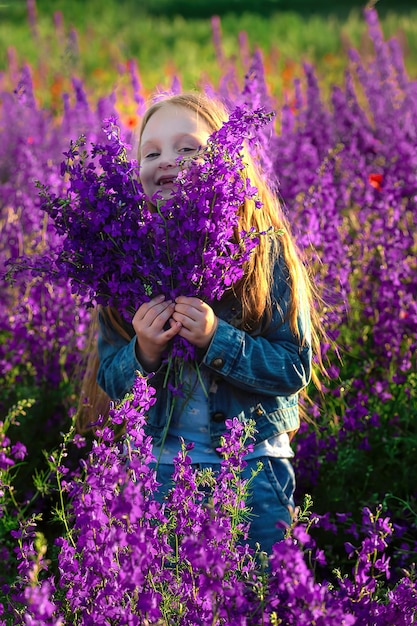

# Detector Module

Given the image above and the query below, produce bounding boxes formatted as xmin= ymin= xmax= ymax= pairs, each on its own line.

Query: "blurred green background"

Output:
xmin=1 ymin=0 xmax=417 ymax=106
xmin=3 ymin=0 xmax=417 ymax=20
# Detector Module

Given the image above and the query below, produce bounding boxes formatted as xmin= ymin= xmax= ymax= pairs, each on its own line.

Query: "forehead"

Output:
xmin=141 ymin=103 xmax=212 ymax=142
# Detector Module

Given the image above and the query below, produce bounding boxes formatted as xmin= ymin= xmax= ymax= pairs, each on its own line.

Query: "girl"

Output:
xmin=81 ymin=92 xmax=322 ymax=556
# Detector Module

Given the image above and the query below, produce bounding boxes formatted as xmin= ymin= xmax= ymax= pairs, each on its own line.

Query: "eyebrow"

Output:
xmin=140 ymin=133 xmax=204 ymax=152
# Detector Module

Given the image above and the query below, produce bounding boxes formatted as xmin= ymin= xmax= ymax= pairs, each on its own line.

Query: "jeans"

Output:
xmin=153 ymin=456 xmax=295 ymax=556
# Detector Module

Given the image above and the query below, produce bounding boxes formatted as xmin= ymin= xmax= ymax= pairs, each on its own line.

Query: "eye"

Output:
xmin=179 ymin=146 xmax=199 ymax=154
xmin=143 ymin=151 xmax=159 ymax=159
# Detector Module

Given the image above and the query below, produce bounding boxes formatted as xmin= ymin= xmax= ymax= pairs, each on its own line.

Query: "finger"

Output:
xmin=177 ymin=325 xmax=192 ymax=342
xmin=173 ymin=301 xmax=203 ymax=321
xmin=172 ymin=309 xmax=196 ymax=328
xmin=175 ymin=296 xmax=204 ymax=309
xmin=149 ymin=302 xmax=176 ymax=328
xmin=163 ymin=319 xmax=182 ymax=339
xmin=142 ymin=301 xmax=174 ymax=326
xmin=136 ymin=294 xmax=166 ymax=320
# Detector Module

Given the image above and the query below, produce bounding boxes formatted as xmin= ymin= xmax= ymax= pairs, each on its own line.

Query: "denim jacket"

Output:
xmin=97 ymin=256 xmax=312 ymax=451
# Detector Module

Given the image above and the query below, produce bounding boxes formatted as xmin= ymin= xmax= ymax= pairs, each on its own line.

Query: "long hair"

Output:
xmin=76 ymin=92 xmax=325 ymax=433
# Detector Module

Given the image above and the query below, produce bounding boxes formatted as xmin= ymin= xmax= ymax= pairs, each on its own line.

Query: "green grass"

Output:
xmin=1 ymin=0 xmax=417 ymax=105
xmin=6 ymin=0 xmax=417 ymax=20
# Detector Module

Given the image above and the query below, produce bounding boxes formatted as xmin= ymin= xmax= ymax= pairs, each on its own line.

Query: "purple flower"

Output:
xmin=11 ymin=107 xmax=273 ymax=367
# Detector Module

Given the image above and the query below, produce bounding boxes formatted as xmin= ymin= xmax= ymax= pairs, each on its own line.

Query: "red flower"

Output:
xmin=368 ymin=173 xmax=383 ymax=191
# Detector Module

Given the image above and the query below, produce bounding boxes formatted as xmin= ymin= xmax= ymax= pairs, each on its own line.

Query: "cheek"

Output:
xmin=139 ymin=164 xmax=152 ymax=187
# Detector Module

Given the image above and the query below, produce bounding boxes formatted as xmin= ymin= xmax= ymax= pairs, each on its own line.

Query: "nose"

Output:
xmin=158 ymin=151 xmax=176 ymax=169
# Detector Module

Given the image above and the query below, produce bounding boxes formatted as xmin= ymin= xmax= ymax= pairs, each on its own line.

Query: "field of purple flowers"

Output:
xmin=1 ymin=5 xmax=416 ymax=624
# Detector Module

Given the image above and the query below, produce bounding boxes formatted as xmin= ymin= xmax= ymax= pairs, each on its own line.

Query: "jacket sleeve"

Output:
xmin=202 ymin=259 xmax=312 ymax=397
xmin=96 ymin=316 xmax=142 ymax=401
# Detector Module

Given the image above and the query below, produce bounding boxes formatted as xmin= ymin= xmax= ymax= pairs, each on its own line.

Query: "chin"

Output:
xmin=152 ymin=188 xmax=176 ymax=203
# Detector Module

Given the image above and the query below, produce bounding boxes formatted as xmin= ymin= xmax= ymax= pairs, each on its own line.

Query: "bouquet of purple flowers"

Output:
xmin=9 ymin=106 xmax=274 ymax=343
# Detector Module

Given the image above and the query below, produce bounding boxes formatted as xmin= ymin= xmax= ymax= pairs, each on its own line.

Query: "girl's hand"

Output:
xmin=173 ymin=296 xmax=218 ymax=349
xmin=132 ymin=295 xmax=181 ymax=370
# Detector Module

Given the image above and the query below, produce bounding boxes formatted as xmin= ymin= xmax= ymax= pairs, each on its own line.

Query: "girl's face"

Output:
xmin=139 ymin=103 xmax=212 ymax=202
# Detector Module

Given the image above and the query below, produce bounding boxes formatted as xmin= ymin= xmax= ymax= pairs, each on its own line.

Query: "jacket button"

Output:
xmin=210 ymin=357 xmax=224 ymax=369
xmin=211 ymin=411 xmax=226 ymax=423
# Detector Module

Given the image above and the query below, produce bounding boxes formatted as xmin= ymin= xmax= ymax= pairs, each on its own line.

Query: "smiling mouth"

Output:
xmin=158 ymin=177 xmax=177 ymax=186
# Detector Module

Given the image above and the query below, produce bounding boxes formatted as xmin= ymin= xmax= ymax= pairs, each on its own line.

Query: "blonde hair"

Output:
xmin=76 ymin=92 xmax=325 ymax=432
